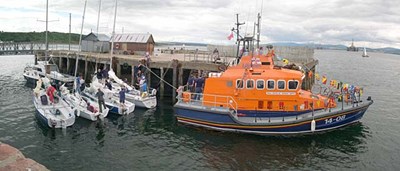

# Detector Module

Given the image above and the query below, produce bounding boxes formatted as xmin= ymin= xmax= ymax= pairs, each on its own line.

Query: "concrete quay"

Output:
xmin=0 ymin=142 xmax=48 ymax=171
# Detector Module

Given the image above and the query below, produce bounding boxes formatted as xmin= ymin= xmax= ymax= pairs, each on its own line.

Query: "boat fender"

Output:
xmin=151 ymin=89 xmax=157 ymax=96
xmin=73 ymin=108 xmax=80 ymax=117
xmin=55 ymin=109 xmax=61 ymax=115
xmin=311 ymin=119 xmax=316 ymax=132
xmin=50 ymin=119 xmax=57 ymax=128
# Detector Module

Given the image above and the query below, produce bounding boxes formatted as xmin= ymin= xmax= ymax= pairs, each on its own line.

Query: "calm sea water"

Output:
xmin=1 ymin=50 xmax=400 ymax=171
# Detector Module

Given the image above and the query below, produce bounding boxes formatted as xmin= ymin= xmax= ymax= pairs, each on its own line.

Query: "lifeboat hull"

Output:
xmin=174 ymin=100 xmax=373 ymax=135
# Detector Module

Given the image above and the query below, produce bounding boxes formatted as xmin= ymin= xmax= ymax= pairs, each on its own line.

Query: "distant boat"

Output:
xmin=362 ymin=47 xmax=369 ymax=57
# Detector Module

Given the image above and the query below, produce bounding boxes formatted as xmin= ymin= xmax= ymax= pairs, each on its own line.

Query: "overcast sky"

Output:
xmin=1 ymin=0 xmax=399 ymax=48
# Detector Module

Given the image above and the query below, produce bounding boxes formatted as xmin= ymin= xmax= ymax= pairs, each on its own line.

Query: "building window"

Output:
xmin=246 ymin=79 xmax=254 ymax=89
xmin=256 ymin=80 xmax=264 ymax=89
xmin=288 ymin=80 xmax=299 ymax=90
xmin=236 ymin=79 xmax=244 ymax=89
xmin=278 ymin=80 xmax=285 ymax=90
xmin=267 ymin=80 xmax=275 ymax=90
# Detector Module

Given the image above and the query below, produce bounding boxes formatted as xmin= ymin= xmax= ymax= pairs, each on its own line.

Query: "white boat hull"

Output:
xmin=62 ymin=92 xmax=109 ymax=121
xmin=82 ymin=89 xmax=135 ymax=115
xmin=33 ymin=92 xmax=76 ymax=128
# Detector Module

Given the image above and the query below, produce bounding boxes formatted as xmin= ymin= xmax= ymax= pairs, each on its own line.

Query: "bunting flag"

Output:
xmin=227 ymin=32 xmax=234 ymax=40
xmin=330 ymin=80 xmax=335 ymax=87
xmin=308 ymin=71 xmax=313 ymax=79
xmin=322 ymin=76 xmax=327 ymax=84
xmin=337 ymin=81 xmax=342 ymax=90
xmin=315 ymin=73 xmax=320 ymax=81
xmin=343 ymin=84 xmax=349 ymax=91
xmin=282 ymin=59 xmax=289 ymax=65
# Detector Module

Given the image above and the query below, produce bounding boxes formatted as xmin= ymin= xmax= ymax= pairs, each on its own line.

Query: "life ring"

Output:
xmin=182 ymin=92 xmax=191 ymax=103
xmin=218 ymin=65 xmax=227 ymax=71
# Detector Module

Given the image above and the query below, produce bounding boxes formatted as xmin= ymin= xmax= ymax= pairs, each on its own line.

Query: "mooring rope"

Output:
xmin=141 ymin=62 xmax=178 ymax=90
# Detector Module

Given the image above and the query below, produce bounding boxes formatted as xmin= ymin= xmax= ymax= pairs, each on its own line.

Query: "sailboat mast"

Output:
xmin=96 ymin=0 xmax=102 ymax=35
xmin=45 ymin=0 xmax=48 ymax=61
xmin=110 ymin=0 xmax=118 ymax=70
xmin=74 ymin=0 xmax=87 ymax=77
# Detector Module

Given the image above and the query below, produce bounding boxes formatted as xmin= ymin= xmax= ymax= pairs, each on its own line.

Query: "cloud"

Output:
xmin=0 ymin=0 xmax=399 ymax=48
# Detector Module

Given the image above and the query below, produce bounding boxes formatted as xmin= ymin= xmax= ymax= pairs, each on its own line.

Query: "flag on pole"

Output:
xmin=343 ymin=84 xmax=349 ymax=91
xmin=315 ymin=73 xmax=320 ymax=81
xmin=330 ymin=80 xmax=335 ymax=87
xmin=283 ymin=59 xmax=289 ymax=65
xmin=227 ymin=32 xmax=234 ymax=40
xmin=322 ymin=76 xmax=327 ymax=84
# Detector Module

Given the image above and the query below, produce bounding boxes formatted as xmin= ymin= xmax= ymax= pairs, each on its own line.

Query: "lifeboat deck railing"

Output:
xmin=177 ymin=92 xmax=238 ymax=117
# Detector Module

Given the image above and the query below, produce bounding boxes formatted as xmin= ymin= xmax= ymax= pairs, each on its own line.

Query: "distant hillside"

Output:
xmin=156 ymin=41 xmax=208 ymax=47
xmin=0 ymin=31 xmax=81 ymax=44
xmin=266 ymin=42 xmax=400 ymax=56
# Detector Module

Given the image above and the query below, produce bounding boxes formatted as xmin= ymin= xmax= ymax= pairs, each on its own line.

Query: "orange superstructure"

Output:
xmin=202 ymin=50 xmax=334 ymax=113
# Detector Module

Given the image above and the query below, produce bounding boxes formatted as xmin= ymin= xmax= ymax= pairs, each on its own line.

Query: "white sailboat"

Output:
xmin=62 ymin=0 xmax=109 ymax=121
xmin=105 ymin=1 xmax=157 ymax=109
xmin=82 ymin=0 xmax=135 ymax=115
xmin=32 ymin=0 xmax=76 ymax=128
xmin=108 ymin=70 xmax=157 ymax=108
xmin=362 ymin=47 xmax=369 ymax=57
xmin=33 ymin=77 xmax=77 ymax=128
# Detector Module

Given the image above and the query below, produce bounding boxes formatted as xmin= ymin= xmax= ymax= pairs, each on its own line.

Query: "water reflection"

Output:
xmin=195 ymin=123 xmax=369 ymax=170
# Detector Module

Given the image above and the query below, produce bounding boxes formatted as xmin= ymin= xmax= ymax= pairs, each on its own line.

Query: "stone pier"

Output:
xmin=0 ymin=142 xmax=48 ymax=171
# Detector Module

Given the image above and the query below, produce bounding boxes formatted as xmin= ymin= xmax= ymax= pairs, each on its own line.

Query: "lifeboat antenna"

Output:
xmin=233 ymin=14 xmax=245 ymax=59
xmin=256 ymin=12 xmax=261 ymax=49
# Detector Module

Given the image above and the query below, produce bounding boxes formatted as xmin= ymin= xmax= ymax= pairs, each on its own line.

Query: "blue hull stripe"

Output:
xmin=175 ymin=105 xmax=370 ymax=133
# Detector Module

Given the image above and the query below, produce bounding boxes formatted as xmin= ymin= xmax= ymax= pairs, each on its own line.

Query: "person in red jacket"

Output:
xmin=46 ymin=86 xmax=57 ymax=103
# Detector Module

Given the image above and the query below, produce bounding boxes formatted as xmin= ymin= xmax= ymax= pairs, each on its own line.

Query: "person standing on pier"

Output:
xmin=96 ymin=69 xmax=103 ymax=80
xmin=95 ymin=88 xmax=106 ymax=113
xmin=145 ymin=52 xmax=151 ymax=67
xmin=102 ymin=67 xmax=109 ymax=79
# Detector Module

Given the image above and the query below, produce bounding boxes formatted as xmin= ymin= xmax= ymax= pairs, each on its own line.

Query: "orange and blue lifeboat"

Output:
xmin=174 ymin=50 xmax=373 ymax=135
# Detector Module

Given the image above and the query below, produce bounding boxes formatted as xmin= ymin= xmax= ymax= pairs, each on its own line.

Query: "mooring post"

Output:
xmin=178 ymin=64 xmax=183 ymax=86
xmin=76 ymin=55 xmax=81 ymax=76
xmin=84 ymin=57 xmax=88 ymax=80
xmin=147 ymin=61 xmax=151 ymax=89
xmin=131 ymin=65 xmax=135 ymax=86
xmin=116 ymin=63 xmax=121 ymax=78
xmin=58 ymin=56 xmax=62 ymax=70
xmin=34 ymin=54 xmax=38 ymax=65
xmin=160 ymin=67 xmax=164 ymax=100
xmin=66 ymin=57 xmax=71 ymax=74
xmin=172 ymin=60 xmax=178 ymax=102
